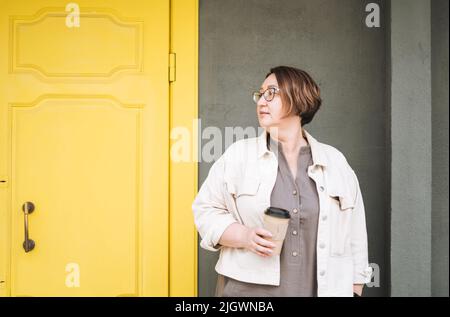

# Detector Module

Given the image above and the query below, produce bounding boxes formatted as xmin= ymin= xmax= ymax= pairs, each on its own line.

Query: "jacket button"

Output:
xmin=319 ymin=186 xmax=324 ymax=192
xmin=292 ymin=251 xmax=298 ymax=257
xmin=292 ymin=230 xmax=298 ymax=235
xmin=292 ymin=208 xmax=298 ymax=214
xmin=320 ymin=270 xmax=326 ymax=276
xmin=292 ymin=190 xmax=297 ymax=195
xmin=322 ymin=215 xmax=327 ymax=221
xmin=319 ymin=242 xmax=326 ymax=249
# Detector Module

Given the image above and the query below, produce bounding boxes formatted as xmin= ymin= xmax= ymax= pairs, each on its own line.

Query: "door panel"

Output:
xmin=0 ymin=0 xmax=169 ymax=296
xmin=12 ymin=97 xmax=141 ymax=296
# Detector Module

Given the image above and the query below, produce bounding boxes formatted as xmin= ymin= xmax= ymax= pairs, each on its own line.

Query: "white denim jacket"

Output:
xmin=192 ymin=128 xmax=373 ymax=297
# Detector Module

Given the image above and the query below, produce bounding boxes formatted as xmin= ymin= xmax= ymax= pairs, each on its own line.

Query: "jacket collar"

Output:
xmin=257 ymin=128 xmax=328 ymax=167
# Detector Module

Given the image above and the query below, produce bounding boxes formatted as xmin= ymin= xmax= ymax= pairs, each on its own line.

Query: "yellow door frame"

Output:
xmin=169 ymin=0 xmax=198 ymax=297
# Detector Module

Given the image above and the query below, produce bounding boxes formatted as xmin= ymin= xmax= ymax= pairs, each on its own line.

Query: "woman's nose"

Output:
xmin=257 ymin=96 xmax=267 ymax=107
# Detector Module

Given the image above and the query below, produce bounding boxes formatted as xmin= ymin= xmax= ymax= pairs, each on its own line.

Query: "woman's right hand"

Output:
xmin=242 ymin=227 xmax=276 ymax=257
xmin=217 ymin=223 xmax=276 ymax=257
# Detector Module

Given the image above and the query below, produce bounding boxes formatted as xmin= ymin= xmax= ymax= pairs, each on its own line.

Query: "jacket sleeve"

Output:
xmin=192 ymin=155 xmax=239 ymax=252
xmin=350 ymin=169 xmax=373 ymax=284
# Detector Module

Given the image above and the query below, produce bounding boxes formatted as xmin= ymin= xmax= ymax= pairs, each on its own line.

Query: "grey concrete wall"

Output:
xmin=199 ymin=0 xmax=388 ymax=297
xmin=431 ymin=0 xmax=449 ymax=297
xmin=390 ymin=0 xmax=432 ymax=296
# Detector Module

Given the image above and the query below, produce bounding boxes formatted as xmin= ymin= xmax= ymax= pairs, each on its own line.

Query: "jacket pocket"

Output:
xmin=224 ymin=176 xmax=261 ymax=196
xmin=236 ymin=177 xmax=261 ymax=197
xmin=226 ymin=177 xmax=262 ymax=226
xmin=327 ymin=256 xmax=354 ymax=296
xmin=328 ymin=193 xmax=354 ymax=257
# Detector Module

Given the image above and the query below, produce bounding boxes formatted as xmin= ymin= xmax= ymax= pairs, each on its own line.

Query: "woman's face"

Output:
xmin=256 ymin=73 xmax=289 ymax=129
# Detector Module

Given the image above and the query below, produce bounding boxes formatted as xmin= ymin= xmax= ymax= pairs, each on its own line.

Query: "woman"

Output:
xmin=192 ymin=66 xmax=372 ymax=297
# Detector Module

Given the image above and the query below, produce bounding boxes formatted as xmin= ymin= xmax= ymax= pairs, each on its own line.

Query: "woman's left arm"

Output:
xmin=350 ymin=169 xmax=373 ymax=295
xmin=353 ymin=284 xmax=364 ymax=296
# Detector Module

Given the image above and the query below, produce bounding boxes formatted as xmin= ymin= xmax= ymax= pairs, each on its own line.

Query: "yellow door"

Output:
xmin=0 ymin=0 xmax=170 ymax=296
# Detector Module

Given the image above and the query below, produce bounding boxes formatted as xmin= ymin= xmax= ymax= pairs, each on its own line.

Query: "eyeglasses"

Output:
xmin=252 ymin=87 xmax=280 ymax=103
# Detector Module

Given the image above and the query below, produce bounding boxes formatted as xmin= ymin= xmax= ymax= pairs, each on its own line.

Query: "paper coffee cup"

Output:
xmin=263 ymin=207 xmax=291 ymax=255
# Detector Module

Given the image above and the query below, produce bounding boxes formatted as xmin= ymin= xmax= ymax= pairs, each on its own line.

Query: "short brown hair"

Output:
xmin=266 ymin=66 xmax=322 ymax=125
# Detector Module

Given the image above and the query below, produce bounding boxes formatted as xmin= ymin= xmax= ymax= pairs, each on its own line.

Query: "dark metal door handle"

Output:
xmin=22 ymin=202 xmax=35 ymax=252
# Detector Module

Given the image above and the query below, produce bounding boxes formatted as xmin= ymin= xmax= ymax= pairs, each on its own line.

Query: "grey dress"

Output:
xmin=215 ymin=134 xmax=320 ymax=297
